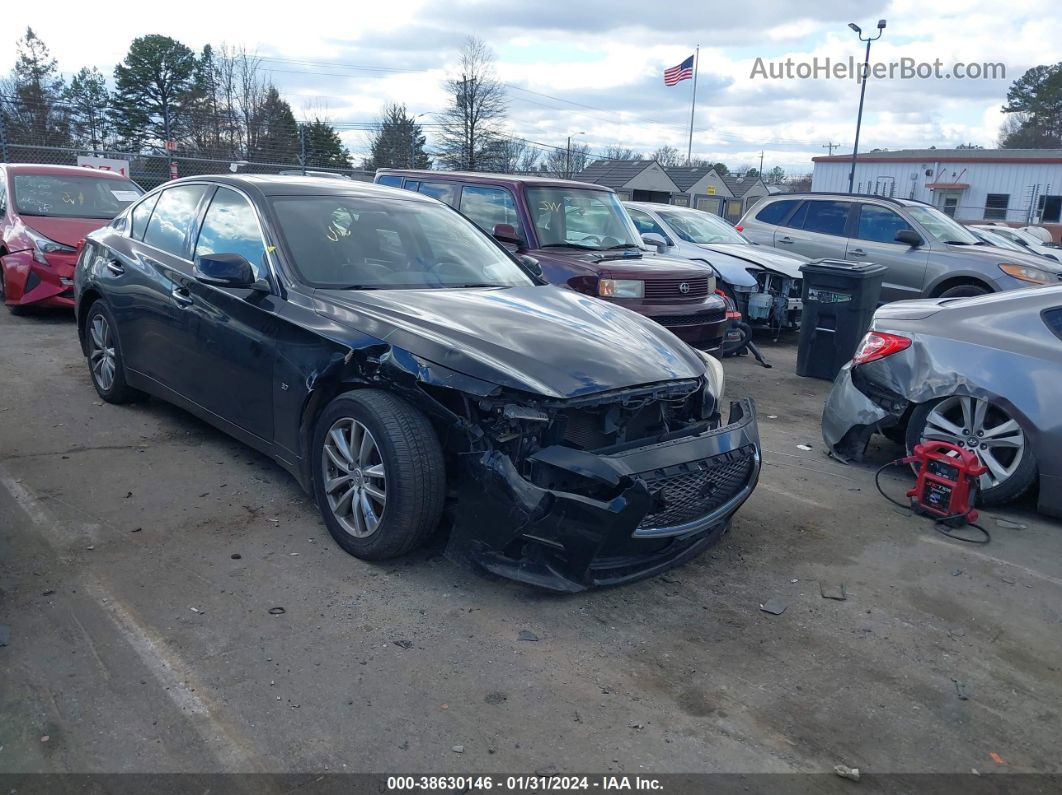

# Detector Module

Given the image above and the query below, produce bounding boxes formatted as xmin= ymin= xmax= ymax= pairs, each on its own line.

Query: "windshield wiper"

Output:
xmin=603 ymin=243 xmax=640 ymax=250
xmin=434 ymin=283 xmax=504 ymax=289
xmin=539 ymin=242 xmax=600 ymax=250
xmin=943 ymin=240 xmax=971 ymax=245
xmin=330 ymin=284 xmax=382 ymax=290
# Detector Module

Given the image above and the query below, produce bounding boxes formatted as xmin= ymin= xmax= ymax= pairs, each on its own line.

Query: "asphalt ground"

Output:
xmin=1 ymin=307 xmax=1059 ymax=785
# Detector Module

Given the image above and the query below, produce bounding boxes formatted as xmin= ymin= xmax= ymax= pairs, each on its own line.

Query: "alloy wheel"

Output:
xmin=920 ymin=396 xmax=1025 ymax=490
xmin=89 ymin=314 xmax=117 ymax=392
xmin=321 ymin=417 xmax=387 ymax=538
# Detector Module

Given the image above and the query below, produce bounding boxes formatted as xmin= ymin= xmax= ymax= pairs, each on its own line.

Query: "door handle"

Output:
xmin=106 ymin=258 xmax=125 ymax=275
xmin=778 ymin=236 xmax=794 ymax=244
xmin=849 ymin=248 xmax=867 ymax=257
xmin=171 ymin=286 xmax=193 ymax=307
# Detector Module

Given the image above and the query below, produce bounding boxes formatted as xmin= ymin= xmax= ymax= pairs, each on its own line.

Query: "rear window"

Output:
xmin=755 ymin=199 xmax=798 ymax=225
xmin=376 ymin=175 xmax=402 ymax=187
xmin=12 ymin=173 xmax=143 ymax=219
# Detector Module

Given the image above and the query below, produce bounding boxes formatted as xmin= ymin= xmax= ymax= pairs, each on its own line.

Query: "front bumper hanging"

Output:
xmin=447 ymin=399 xmax=760 ymax=592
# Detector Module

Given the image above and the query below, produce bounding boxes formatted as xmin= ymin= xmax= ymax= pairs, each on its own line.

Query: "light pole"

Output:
xmin=409 ymin=112 xmax=428 ymax=168
xmin=566 ymin=131 xmax=586 ymax=178
xmin=847 ymin=19 xmax=886 ymax=194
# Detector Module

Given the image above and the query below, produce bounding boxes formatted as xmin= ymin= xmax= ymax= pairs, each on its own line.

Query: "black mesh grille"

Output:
xmin=644 ymin=276 xmax=709 ymax=300
xmin=657 ymin=313 xmax=716 ymax=327
xmin=636 ymin=446 xmax=755 ymax=531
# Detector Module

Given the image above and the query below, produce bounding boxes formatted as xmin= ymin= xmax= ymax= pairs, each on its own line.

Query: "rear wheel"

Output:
xmin=937 ymin=283 xmax=989 ymax=298
xmin=906 ymin=396 xmax=1037 ymax=505
xmin=85 ymin=301 xmax=143 ymax=403
xmin=313 ymin=390 xmax=445 ymax=560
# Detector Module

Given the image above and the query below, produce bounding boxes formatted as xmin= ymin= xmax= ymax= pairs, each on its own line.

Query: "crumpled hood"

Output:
xmin=18 ymin=215 xmax=110 ymax=247
xmin=312 ymin=285 xmax=706 ymax=399
xmin=697 ymin=243 xmax=807 ymax=279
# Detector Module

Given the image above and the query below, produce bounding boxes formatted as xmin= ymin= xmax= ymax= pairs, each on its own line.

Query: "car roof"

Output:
xmin=376 ymin=168 xmax=614 ymax=191
xmin=1 ymin=163 xmax=133 ymax=180
xmin=623 ymin=201 xmax=696 ymax=213
xmin=160 ymin=174 xmax=437 ymax=203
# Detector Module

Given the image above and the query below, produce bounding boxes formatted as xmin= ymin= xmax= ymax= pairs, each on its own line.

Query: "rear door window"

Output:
xmin=375 ymin=175 xmax=402 ymax=187
xmin=856 ymin=204 xmax=913 ymax=244
xmin=459 ymin=184 xmax=522 ymax=237
xmin=142 ymin=185 xmax=210 ymax=258
xmin=418 ymin=181 xmax=458 ymax=207
xmin=801 ymin=200 xmax=850 ymax=236
xmin=755 ymin=199 xmax=798 ymax=225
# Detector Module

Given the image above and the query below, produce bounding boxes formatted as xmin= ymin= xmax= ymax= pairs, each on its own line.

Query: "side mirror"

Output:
xmin=895 ymin=229 xmax=923 ymax=247
xmin=194 ymin=252 xmax=262 ymax=289
xmin=492 ymin=223 xmax=522 ymax=247
xmin=641 ymin=232 xmax=669 ymax=253
xmin=518 ymin=254 xmax=543 ymax=278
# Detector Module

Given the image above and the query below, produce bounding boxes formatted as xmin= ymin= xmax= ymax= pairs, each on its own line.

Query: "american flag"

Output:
xmin=664 ymin=55 xmax=694 ymax=86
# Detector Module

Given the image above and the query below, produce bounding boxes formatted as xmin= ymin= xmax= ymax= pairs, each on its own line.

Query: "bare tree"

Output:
xmin=652 ymin=144 xmax=682 ymax=166
xmin=600 ymin=146 xmax=639 ymax=161
xmin=435 ymin=36 xmax=508 ymax=171
xmin=543 ymin=142 xmax=591 ymax=178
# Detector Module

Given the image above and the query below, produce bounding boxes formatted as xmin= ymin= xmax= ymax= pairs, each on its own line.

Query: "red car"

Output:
xmin=0 ymin=164 xmax=143 ymax=312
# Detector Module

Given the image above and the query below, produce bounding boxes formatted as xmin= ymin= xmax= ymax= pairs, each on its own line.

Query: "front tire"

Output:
xmin=312 ymin=390 xmax=445 ymax=560
xmin=906 ymin=396 xmax=1037 ymax=506
xmin=85 ymin=301 xmax=143 ymax=403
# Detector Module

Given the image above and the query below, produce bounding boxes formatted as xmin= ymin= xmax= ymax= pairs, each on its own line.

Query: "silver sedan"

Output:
xmin=822 ymin=285 xmax=1062 ymax=516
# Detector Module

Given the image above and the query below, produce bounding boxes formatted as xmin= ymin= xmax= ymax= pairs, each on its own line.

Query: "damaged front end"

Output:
xmin=741 ymin=269 xmax=802 ymax=332
xmin=443 ymin=377 xmax=760 ymax=592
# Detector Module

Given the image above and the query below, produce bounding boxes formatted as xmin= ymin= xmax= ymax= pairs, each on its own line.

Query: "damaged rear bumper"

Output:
xmin=447 ymin=399 xmax=760 ymax=592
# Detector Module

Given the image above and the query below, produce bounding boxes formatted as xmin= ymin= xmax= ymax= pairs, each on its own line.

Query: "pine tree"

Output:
xmin=3 ymin=27 xmax=69 ymax=148
xmin=253 ymin=87 xmax=299 ymax=163
xmin=303 ymin=119 xmax=351 ymax=169
xmin=65 ymin=67 xmax=112 ymax=150
xmin=363 ymin=104 xmax=430 ymax=170
xmin=111 ymin=35 xmax=199 ymax=150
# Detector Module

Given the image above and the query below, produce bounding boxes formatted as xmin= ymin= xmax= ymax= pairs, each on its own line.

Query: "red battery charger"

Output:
xmin=904 ymin=442 xmax=986 ymax=526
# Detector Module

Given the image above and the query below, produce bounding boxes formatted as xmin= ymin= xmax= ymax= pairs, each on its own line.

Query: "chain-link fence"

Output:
xmin=0 ymin=142 xmax=374 ymax=190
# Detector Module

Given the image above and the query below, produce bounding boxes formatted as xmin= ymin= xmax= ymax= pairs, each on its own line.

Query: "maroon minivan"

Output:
xmin=374 ymin=170 xmax=726 ymax=351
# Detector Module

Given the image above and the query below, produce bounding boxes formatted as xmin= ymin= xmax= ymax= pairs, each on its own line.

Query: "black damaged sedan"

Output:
xmin=74 ymin=175 xmax=760 ymax=591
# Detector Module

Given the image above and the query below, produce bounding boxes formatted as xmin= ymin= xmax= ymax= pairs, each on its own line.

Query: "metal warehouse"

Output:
xmin=811 ymin=148 xmax=1062 ymax=239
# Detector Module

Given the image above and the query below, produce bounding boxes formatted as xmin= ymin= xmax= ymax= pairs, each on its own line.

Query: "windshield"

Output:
xmin=974 ymin=229 xmax=1024 ymax=252
xmin=659 ymin=210 xmax=748 ymax=246
xmin=12 ymin=174 xmax=142 ymax=219
xmin=906 ymin=206 xmax=980 ymax=244
xmin=270 ymin=195 xmax=535 ymax=290
xmin=526 ymin=187 xmax=640 ymax=251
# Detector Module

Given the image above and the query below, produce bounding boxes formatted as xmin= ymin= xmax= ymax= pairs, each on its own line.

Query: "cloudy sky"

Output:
xmin=3 ymin=0 xmax=1057 ymax=173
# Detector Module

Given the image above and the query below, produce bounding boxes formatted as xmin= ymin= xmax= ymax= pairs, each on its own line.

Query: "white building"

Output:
xmin=811 ymin=148 xmax=1062 ymax=238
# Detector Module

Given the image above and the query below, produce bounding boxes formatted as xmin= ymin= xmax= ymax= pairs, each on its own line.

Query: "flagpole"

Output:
xmin=686 ymin=46 xmax=699 ymax=166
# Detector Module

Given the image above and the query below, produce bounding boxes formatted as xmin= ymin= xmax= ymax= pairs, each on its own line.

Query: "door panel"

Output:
xmin=848 ymin=203 xmax=929 ymax=301
xmin=181 ymin=186 xmax=276 ymax=440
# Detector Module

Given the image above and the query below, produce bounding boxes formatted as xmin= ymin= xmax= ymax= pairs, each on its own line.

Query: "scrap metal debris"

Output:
xmin=952 ymin=679 xmax=969 ymax=701
xmin=268 ymin=607 xmax=286 ymax=616
xmin=518 ymin=630 xmax=539 ymax=642
xmin=820 ymin=583 xmax=847 ymax=601
xmin=393 ymin=639 xmax=414 ymax=649
xmin=994 ymin=518 xmax=1027 ymax=530
xmin=759 ymin=598 xmax=786 ymax=615
xmin=833 ymin=765 xmax=860 ymax=781
xmin=797 ymin=444 xmax=813 ymax=451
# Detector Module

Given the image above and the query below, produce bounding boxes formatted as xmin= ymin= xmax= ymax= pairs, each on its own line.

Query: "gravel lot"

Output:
xmin=1 ymin=306 xmax=1060 ymax=779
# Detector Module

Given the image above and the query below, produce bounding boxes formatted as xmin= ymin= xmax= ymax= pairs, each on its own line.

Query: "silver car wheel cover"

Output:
xmin=88 ymin=314 xmax=117 ymax=392
xmin=321 ymin=417 xmax=386 ymax=538
xmin=920 ymin=395 xmax=1025 ymax=490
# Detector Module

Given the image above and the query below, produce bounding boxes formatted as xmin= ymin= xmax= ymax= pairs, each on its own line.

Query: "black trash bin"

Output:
xmin=796 ymin=259 xmax=886 ymax=380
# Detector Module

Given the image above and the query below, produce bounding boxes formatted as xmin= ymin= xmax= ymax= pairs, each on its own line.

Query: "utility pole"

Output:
xmin=298 ymin=123 xmax=307 ymax=175
xmin=847 ymin=19 xmax=887 ymax=193
xmin=758 ymin=150 xmax=764 ymax=176
xmin=822 ymin=141 xmax=840 ymax=156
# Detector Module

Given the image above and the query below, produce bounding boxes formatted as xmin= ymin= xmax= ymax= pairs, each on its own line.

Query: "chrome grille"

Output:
xmin=644 ymin=276 xmax=709 ymax=300
xmin=636 ymin=446 xmax=755 ymax=531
